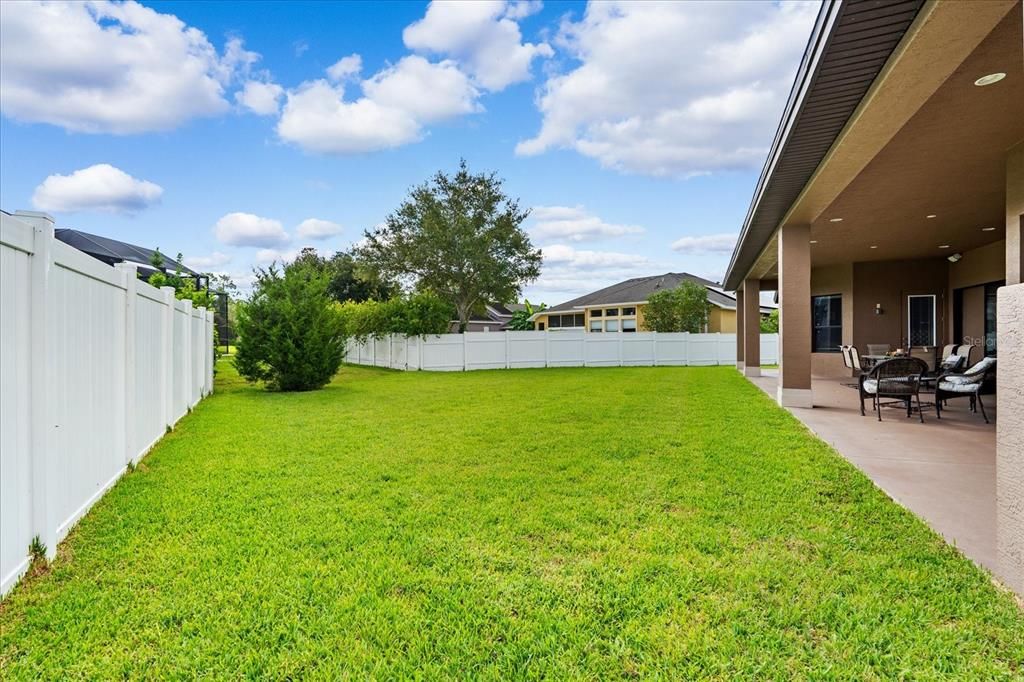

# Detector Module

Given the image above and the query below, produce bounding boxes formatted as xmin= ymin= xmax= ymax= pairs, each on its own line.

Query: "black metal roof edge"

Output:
xmin=722 ymin=0 xmax=926 ymax=290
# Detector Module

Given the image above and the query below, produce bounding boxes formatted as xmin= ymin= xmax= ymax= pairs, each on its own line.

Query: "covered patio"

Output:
xmin=752 ymin=370 xmax=999 ymax=572
xmin=725 ymin=0 xmax=1023 ymax=593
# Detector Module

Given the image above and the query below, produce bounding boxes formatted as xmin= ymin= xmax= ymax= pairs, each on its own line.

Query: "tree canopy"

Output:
xmin=358 ymin=160 xmax=542 ymax=332
xmin=642 ymin=281 xmax=711 ymax=333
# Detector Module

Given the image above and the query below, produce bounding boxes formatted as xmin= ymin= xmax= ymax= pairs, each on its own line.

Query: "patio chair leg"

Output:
xmin=906 ymin=398 xmax=911 ymax=418
xmin=876 ymin=394 xmax=882 ymax=422
xmin=859 ymin=394 xmax=865 ymax=417
xmin=916 ymin=393 xmax=924 ymax=423
xmin=977 ymin=394 xmax=989 ymax=424
xmin=935 ymin=398 xmax=941 ymax=419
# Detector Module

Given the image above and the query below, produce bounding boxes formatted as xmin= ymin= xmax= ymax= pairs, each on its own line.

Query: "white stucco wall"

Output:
xmin=996 ymin=283 xmax=1024 ymax=594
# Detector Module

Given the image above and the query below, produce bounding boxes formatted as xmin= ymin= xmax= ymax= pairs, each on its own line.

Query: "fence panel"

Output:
xmin=584 ymin=334 xmax=620 ymax=367
xmin=0 ymin=230 xmax=33 ymax=597
xmin=420 ymin=334 xmax=465 ymax=371
xmin=507 ymin=331 xmax=547 ymax=368
xmin=547 ymin=332 xmax=586 ymax=367
xmin=344 ymin=331 xmax=779 ymax=373
xmin=465 ymin=333 xmax=507 ymax=370
xmin=0 ymin=212 xmax=214 ymax=597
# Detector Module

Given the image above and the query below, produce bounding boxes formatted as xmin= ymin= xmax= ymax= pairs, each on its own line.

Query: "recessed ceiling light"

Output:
xmin=982 ymin=227 xmax=996 ymax=232
xmin=829 ymin=218 xmax=843 ymax=223
xmin=869 ymin=245 xmax=878 ymax=249
xmin=809 ymin=240 xmax=818 ymax=244
xmin=938 ymin=244 xmax=950 ymax=249
xmin=926 ymin=214 xmax=937 ymax=219
xmin=974 ymin=72 xmax=1006 ymax=86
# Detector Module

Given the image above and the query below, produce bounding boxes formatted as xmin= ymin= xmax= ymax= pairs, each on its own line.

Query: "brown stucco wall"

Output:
xmin=852 ymin=258 xmax=949 ymax=350
xmin=996 ymin=283 xmax=1024 ymax=594
xmin=945 ymin=239 xmax=1005 ymax=348
xmin=811 ymin=264 xmax=854 ymax=377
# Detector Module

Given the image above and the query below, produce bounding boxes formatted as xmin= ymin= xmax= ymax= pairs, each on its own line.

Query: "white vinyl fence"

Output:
xmin=1 ymin=211 xmax=214 ymax=596
xmin=345 ymin=331 xmax=779 ymax=372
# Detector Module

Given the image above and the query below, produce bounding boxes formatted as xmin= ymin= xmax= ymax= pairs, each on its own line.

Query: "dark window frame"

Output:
xmin=811 ymin=294 xmax=842 ymax=353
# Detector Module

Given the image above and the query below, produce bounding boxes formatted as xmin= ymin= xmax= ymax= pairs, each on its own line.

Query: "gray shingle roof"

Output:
xmin=543 ymin=273 xmax=775 ymax=316
xmin=544 ymin=273 xmax=715 ymax=313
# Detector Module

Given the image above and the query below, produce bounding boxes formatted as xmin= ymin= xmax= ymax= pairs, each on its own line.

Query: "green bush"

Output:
xmin=339 ymin=293 xmax=452 ymax=341
xmin=233 ymin=261 xmax=346 ymax=391
xmin=643 ymin=281 xmax=711 ymax=333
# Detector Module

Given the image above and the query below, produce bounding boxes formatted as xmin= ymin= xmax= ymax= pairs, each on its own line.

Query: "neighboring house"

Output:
xmin=53 ymin=227 xmax=201 ymax=281
xmin=529 ymin=273 xmax=773 ymax=332
xmin=448 ymin=303 xmax=531 ymax=332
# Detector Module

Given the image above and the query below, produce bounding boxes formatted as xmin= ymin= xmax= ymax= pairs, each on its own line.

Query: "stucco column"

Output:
xmin=735 ymin=288 xmax=745 ymax=371
xmin=743 ymin=278 xmax=761 ymax=377
xmin=777 ymin=224 xmax=813 ymax=408
xmin=996 ymin=283 xmax=1024 ymax=595
xmin=1007 ymin=141 xmax=1023 ymax=285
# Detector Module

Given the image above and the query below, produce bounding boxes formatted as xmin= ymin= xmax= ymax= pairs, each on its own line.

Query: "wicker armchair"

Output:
xmin=859 ymin=357 xmax=929 ymax=422
xmin=935 ymin=357 xmax=997 ymax=423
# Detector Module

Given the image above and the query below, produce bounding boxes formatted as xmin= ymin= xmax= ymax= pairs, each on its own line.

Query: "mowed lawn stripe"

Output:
xmin=1 ymin=362 xmax=1021 ymax=679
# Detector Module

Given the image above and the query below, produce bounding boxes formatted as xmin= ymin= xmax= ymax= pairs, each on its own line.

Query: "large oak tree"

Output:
xmin=358 ymin=161 xmax=542 ymax=332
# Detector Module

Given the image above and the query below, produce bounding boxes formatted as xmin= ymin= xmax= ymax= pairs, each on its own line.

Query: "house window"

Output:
xmin=622 ymin=319 xmax=637 ymax=332
xmin=622 ymin=307 xmax=636 ymax=316
xmin=605 ymin=319 xmax=619 ymax=332
xmin=605 ymin=308 xmax=619 ymax=317
xmin=537 ymin=322 xmax=545 ymax=331
xmin=907 ymin=294 xmax=936 ymax=347
xmin=590 ymin=320 xmax=602 ymax=332
xmin=811 ymin=294 xmax=842 ymax=352
xmin=548 ymin=313 xmax=585 ymax=329
xmin=590 ymin=309 xmax=603 ymax=317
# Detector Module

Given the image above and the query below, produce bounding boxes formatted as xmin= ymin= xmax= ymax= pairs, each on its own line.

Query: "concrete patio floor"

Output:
xmin=750 ymin=369 xmax=998 ymax=574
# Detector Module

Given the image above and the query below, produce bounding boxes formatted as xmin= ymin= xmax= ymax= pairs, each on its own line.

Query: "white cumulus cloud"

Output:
xmin=277 ymin=55 xmax=479 ymax=154
xmin=670 ymin=233 xmax=738 ymax=253
xmin=296 ymin=218 xmax=343 ymax=240
xmin=214 ymin=212 xmax=289 ymax=247
xmin=254 ymin=248 xmax=300 ymax=265
xmin=326 ymin=54 xmax=362 ymax=82
xmin=32 ymin=164 xmax=163 ymax=214
xmin=403 ymin=0 xmax=552 ymax=91
xmin=236 ymin=80 xmax=284 ymax=116
xmin=525 ymin=243 xmax=657 ymax=302
xmin=516 ymin=1 xmax=818 ymax=177
xmin=0 ymin=1 xmax=257 ymax=133
xmin=184 ymin=252 xmax=232 ymax=269
xmin=530 ymin=205 xmax=644 ymax=243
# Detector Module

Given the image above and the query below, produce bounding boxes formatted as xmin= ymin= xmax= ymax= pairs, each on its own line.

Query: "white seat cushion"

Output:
xmin=939 ymin=380 xmax=978 ymax=393
xmin=965 ymin=356 xmax=996 ymax=375
xmin=862 ymin=379 xmax=877 ymax=394
xmin=942 ymin=373 xmax=974 ymax=385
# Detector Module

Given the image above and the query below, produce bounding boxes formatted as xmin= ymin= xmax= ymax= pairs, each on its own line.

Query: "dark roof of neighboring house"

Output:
xmin=722 ymin=0 xmax=925 ymax=290
xmin=544 ymin=273 xmax=734 ymax=314
xmin=55 ymin=228 xmax=199 ymax=277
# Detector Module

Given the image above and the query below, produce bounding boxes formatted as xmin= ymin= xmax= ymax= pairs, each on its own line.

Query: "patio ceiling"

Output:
xmin=738 ymin=0 xmax=1022 ymax=282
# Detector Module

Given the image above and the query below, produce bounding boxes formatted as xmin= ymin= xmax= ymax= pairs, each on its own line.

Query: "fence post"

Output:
xmin=505 ymin=331 xmax=510 ymax=370
xmin=26 ymin=213 xmax=57 ymax=560
xmin=115 ymin=263 xmax=138 ymax=465
xmin=652 ymin=332 xmax=658 ymax=367
xmin=182 ymin=299 xmax=194 ymax=407
xmin=683 ymin=332 xmax=690 ymax=366
xmin=618 ymin=333 xmax=624 ymax=367
xmin=462 ymin=333 xmax=468 ymax=371
xmin=160 ymin=287 xmax=175 ymax=427
xmin=207 ymin=310 xmax=214 ymax=394
xmin=544 ymin=331 xmax=550 ymax=368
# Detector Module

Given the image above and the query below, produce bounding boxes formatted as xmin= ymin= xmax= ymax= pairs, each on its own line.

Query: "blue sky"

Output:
xmin=0 ymin=0 xmax=818 ymax=304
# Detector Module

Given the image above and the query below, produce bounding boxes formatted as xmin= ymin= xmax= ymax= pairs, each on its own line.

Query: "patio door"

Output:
xmin=907 ymin=294 xmax=936 ymax=347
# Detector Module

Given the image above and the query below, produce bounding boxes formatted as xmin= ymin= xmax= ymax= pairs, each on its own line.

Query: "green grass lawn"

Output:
xmin=1 ymin=362 xmax=1021 ymax=678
